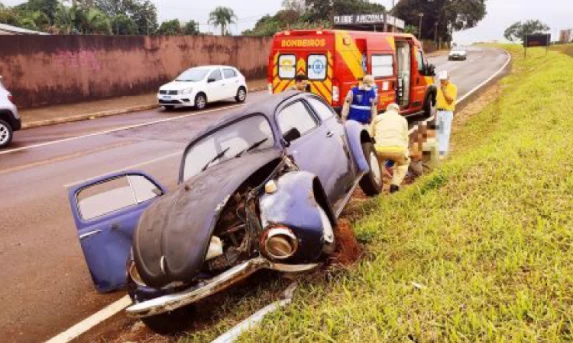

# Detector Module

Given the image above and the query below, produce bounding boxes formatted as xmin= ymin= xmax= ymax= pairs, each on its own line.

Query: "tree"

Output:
xmin=18 ymin=10 xmax=50 ymax=30
xmin=156 ymin=19 xmax=181 ymax=35
xmin=111 ymin=13 xmax=138 ymax=34
xmin=404 ymin=24 xmax=418 ymax=36
xmin=304 ymin=0 xmax=385 ymax=22
xmin=15 ymin=0 xmax=58 ymax=25
xmin=94 ymin=0 xmax=157 ymax=35
xmin=209 ymin=6 xmax=236 ymax=36
xmin=504 ymin=20 xmax=550 ymax=42
xmin=83 ymin=8 xmax=112 ymax=34
xmin=394 ymin=0 xmax=486 ymax=44
xmin=183 ymin=20 xmax=200 ymax=35
xmin=282 ymin=0 xmax=306 ymax=13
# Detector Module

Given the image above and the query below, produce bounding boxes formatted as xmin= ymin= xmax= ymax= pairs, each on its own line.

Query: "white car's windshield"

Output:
xmin=182 ymin=115 xmax=275 ymax=181
xmin=175 ymin=68 xmax=210 ymax=82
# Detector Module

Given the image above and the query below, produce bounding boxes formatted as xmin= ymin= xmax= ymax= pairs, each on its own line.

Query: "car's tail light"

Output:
xmin=260 ymin=226 xmax=298 ymax=261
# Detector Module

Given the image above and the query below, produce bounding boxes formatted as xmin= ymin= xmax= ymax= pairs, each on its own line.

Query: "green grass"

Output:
xmin=183 ymin=45 xmax=573 ymax=342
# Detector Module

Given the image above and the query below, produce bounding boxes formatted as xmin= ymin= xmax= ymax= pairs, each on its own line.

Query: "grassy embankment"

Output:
xmin=185 ymin=45 xmax=573 ymax=342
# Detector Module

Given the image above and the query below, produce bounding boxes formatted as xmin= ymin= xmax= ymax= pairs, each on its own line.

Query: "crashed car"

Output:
xmin=67 ymin=91 xmax=383 ymax=333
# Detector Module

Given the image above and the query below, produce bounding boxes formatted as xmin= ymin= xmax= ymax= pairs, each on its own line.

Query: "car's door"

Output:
xmin=276 ymin=99 xmax=345 ymax=205
xmin=206 ymin=68 xmax=226 ymax=102
xmin=223 ymin=68 xmax=241 ymax=98
xmin=68 ymin=172 xmax=166 ymax=293
xmin=305 ymin=97 xmax=356 ymax=206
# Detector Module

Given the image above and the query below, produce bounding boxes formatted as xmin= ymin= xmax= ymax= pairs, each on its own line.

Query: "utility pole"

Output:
xmin=418 ymin=13 xmax=424 ymax=40
xmin=434 ymin=22 xmax=438 ymax=48
xmin=392 ymin=0 xmax=395 ymax=33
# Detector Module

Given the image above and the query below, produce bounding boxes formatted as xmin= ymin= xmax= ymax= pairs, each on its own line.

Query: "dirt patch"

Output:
xmin=331 ymin=219 xmax=362 ymax=266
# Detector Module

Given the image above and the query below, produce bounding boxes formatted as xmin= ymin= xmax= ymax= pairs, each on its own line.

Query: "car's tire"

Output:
xmin=195 ymin=93 xmax=207 ymax=110
xmin=140 ymin=307 xmax=196 ymax=335
xmin=235 ymin=87 xmax=247 ymax=103
xmin=423 ymin=90 xmax=436 ymax=119
xmin=359 ymin=142 xmax=383 ymax=196
xmin=0 ymin=119 xmax=13 ymax=148
xmin=163 ymin=105 xmax=175 ymax=111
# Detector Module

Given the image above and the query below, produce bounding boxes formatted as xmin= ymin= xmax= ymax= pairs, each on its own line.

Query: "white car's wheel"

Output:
xmin=0 ymin=119 xmax=13 ymax=148
xmin=195 ymin=93 xmax=207 ymax=110
xmin=235 ymin=87 xmax=247 ymax=103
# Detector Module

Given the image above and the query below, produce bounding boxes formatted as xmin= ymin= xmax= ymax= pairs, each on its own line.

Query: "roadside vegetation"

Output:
xmin=179 ymin=45 xmax=573 ymax=342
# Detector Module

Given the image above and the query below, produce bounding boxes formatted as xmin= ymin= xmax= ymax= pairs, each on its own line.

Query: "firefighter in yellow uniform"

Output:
xmin=371 ymin=103 xmax=410 ymax=193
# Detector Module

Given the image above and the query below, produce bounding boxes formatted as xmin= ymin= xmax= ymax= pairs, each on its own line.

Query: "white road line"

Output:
xmin=408 ymin=48 xmax=512 ymax=135
xmin=44 ymin=295 xmax=131 ymax=343
xmin=0 ymin=104 xmax=243 ymax=156
xmin=48 ymin=48 xmax=513 ymax=343
xmin=63 ymin=151 xmax=181 ymax=188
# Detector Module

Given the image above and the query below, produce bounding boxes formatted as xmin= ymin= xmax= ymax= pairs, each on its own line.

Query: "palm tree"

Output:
xmin=208 ymin=6 xmax=236 ymax=36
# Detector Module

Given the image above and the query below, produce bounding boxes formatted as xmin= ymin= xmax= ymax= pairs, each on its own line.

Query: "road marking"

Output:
xmin=408 ymin=48 xmax=512 ymax=135
xmin=0 ymin=104 xmax=243 ymax=156
xmin=49 ymin=48 xmax=513 ymax=342
xmin=44 ymin=295 xmax=131 ymax=343
xmin=64 ymin=151 xmax=181 ymax=188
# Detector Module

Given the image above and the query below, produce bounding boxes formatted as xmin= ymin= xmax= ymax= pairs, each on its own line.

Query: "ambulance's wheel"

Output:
xmin=359 ymin=142 xmax=383 ymax=196
xmin=423 ymin=91 xmax=436 ymax=119
xmin=235 ymin=87 xmax=247 ymax=103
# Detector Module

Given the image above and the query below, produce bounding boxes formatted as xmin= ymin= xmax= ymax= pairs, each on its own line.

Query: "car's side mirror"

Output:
xmin=426 ymin=64 xmax=436 ymax=77
xmin=208 ymin=78 xmax=216 ymax=83
xmin=283 ymin=127 xmax=301 ymax=145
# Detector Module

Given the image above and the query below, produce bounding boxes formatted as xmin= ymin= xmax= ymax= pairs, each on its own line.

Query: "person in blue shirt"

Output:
xmin=341 ymin=75 xmax=378 ymax=126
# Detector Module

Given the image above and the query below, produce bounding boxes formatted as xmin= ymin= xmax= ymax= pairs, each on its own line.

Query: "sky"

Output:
xmin=2 ymin=0 xmax=572 ymax=42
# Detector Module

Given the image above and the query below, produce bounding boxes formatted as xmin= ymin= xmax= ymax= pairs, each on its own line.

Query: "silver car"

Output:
xmin=0 ymin=76 xmax=21 ymax=148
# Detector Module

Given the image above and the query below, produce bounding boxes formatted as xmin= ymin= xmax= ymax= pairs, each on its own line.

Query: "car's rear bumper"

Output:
xmin=125 ymin=257 xmax=319 ymax=318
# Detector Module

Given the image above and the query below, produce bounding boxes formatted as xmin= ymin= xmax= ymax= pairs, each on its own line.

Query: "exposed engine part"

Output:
xmin=205 ymin=236 xmax=224 ymax=261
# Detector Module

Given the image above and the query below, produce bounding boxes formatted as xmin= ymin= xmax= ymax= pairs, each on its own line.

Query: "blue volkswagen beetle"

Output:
xmin=67 ymin=91 xmax=383 ymax=333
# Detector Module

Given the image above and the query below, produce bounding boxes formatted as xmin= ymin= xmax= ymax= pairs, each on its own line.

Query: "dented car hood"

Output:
xmin=133 ymin=149 xmax=282 ymax=288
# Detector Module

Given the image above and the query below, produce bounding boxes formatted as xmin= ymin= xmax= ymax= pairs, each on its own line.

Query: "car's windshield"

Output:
xmin=175 ymin=68 xmax=210 ymax=82
xmin=182 ymin=115 xmax=275 ymax=181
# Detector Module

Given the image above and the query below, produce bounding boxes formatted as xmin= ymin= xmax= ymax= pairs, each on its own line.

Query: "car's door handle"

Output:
xmin=326 ymin=131 xmax=334 ymax=138
xmin=79 ymin=229 xmax=102 ymax=240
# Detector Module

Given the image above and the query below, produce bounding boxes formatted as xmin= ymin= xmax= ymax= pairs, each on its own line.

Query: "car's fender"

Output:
xmin=259 ymin=171 xmax=335 ymax=263
xmin=343 ymin=120 xmax=371 ymax=175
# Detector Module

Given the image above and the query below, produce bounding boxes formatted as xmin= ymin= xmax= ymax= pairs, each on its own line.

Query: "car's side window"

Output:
xmin=416 ymin=50 xmax=425 ymax=72
xmin=277 ymin=101 xmax=318 ymax=142
xmin=209 ymin=69 xmax=223 ymax=82
xmin=306 ymin=98 xmax=335 ymax=121
xmin=223 ymin=68 xmax=237 ymax=79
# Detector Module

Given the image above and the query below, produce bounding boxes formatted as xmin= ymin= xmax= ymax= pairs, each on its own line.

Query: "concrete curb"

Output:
xmin=21 ymin=85 xmax=269 ymax=130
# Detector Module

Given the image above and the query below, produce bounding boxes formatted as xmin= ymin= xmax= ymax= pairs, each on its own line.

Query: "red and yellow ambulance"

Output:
xmin=268 ymin=29 xmax=437 ymax=116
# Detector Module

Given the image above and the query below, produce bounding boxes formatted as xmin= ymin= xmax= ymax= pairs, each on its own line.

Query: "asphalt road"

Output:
xmin=0 ymin=46 xmax=509 ymax=343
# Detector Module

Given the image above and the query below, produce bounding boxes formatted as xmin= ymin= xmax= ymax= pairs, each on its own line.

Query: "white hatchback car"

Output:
xmin=157 ymin=65 xmax=248 ymax=111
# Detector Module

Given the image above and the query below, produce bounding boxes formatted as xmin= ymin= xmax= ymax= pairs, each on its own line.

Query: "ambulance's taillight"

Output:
xmin=268 ymin=83 xmax=273 ymax=95
xmin=333 ymin=85 xmax=340 ymax=104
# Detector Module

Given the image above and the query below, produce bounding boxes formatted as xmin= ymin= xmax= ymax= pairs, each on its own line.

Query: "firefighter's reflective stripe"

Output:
xmin=350 ymin=104 xmax=372 ymax=110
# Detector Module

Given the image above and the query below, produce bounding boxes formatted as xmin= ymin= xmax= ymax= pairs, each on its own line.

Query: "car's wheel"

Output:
xmin=195 ymin=93 xmax=207 ymax=110
xmin=127 ymin=284 xmax=195 ymax=335
xmin=235 ymin=87 xmax=247 ymax=103
xmin=140 ymin=307 xmax=196 ymax=335
xmin=163 ymin=105 xmax=175 ymax=111
xmin=0 ymin=119 xmax=13 ymax=148
xmin=359 ymin=142 xmax=383 ymax=196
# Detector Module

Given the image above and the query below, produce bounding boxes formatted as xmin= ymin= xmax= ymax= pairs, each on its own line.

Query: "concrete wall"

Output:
xmin=0 ymin=35 xmax=273 ymax=108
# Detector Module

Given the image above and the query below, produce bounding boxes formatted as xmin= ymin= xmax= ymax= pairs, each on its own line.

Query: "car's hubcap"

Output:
xmin=0 ymin=124 xmax=9 ymax=145
xmin=197 ymin=97 xmax=206 ymax=108
xmin=369 ymin=152 xmax=382 ymax=185
xmin=238 ymin=90 xmax=246 ymax=101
